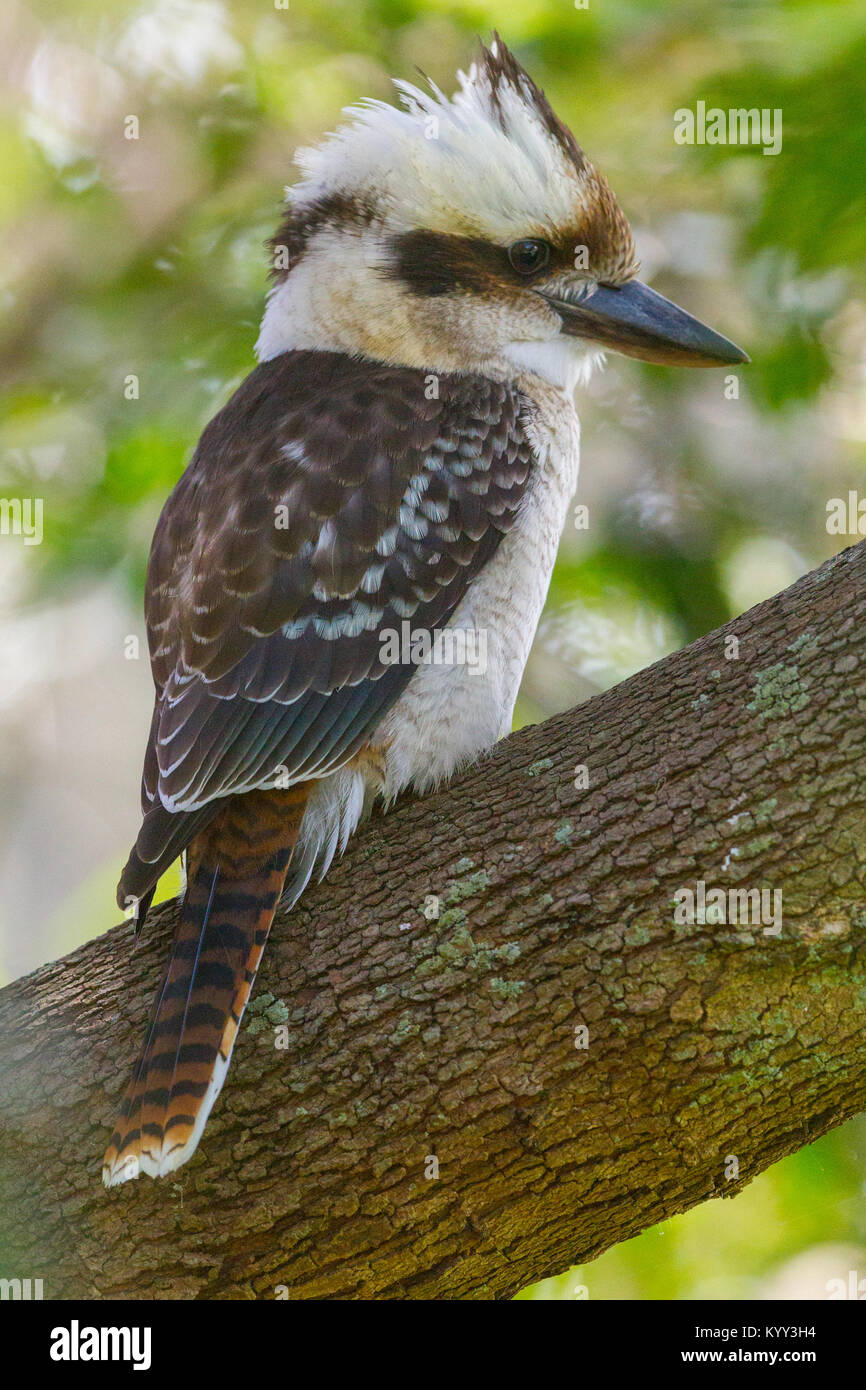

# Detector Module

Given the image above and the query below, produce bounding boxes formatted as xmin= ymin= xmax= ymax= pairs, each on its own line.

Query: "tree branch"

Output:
xmin=2 ymin=541 xmax=866 ymax=1300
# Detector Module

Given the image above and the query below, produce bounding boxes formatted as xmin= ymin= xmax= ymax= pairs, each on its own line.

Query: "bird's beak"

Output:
xmin=539 ymin=278 xmax=749 ymax=367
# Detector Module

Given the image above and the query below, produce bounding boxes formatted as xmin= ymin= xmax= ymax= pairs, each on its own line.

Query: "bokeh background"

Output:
xmin=1 ymin=0 xmax=865 ymax=1299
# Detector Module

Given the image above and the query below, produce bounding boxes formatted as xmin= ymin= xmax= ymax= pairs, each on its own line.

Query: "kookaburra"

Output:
xmin=103 ymin=37 xmax=746 ymax=1186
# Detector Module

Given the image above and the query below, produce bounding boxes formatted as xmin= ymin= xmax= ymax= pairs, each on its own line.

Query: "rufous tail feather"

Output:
xmin=102 ymin=784 xmax=310 ymax=1187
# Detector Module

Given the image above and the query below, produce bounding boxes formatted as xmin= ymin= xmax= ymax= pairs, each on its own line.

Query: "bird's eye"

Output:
xmin=508 ymin=239 xmax=551 ymax=275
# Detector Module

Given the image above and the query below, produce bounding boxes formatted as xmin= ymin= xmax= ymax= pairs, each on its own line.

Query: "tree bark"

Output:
xmin=1 ymin=541 xmax=865 ymax=1301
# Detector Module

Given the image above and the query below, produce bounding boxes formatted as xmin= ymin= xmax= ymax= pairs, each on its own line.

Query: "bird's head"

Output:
xmin=258 ymin=37 xmax=747 ymax=388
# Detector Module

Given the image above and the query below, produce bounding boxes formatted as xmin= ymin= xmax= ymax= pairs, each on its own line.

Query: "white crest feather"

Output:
xmin=288 ymin=41 xmax=589 ymax=243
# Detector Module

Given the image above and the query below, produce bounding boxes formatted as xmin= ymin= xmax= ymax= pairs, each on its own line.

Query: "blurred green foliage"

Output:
xmin=2 ymin=0 xmax=865 ymax=1299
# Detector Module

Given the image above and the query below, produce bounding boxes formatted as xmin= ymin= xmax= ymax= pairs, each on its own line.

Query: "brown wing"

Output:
xmin=119 ymin=350 xmax=533 ymax=906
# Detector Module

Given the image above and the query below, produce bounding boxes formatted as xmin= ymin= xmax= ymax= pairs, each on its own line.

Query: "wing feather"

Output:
xmin=119 ymin=350 xmax=533 ymax=904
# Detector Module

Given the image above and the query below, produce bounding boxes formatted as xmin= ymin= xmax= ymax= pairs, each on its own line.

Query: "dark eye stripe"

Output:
xmin=385 ymin=230 xmax=509 ymax=296
xmin=386 ymin=230 xmax=562 ymax=298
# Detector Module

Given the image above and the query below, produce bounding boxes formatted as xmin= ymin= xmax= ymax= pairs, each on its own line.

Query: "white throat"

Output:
xmin=499 ymin=338 xmax=603 ymax=394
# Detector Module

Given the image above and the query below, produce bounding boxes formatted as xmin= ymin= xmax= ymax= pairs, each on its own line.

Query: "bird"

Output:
xmin=102 ymin=36 xmax=747 ymax=1187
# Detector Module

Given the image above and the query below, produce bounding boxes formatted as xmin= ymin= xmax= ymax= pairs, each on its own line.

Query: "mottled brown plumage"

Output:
xmin=114 ymin=353 xmax=532 ymax=917
xmin=105 ymin=353 xmax=533 ymax=1186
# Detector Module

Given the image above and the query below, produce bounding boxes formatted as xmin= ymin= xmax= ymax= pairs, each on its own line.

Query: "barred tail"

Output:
xmin=102 ymin=784 xmax=310 ymax=1188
